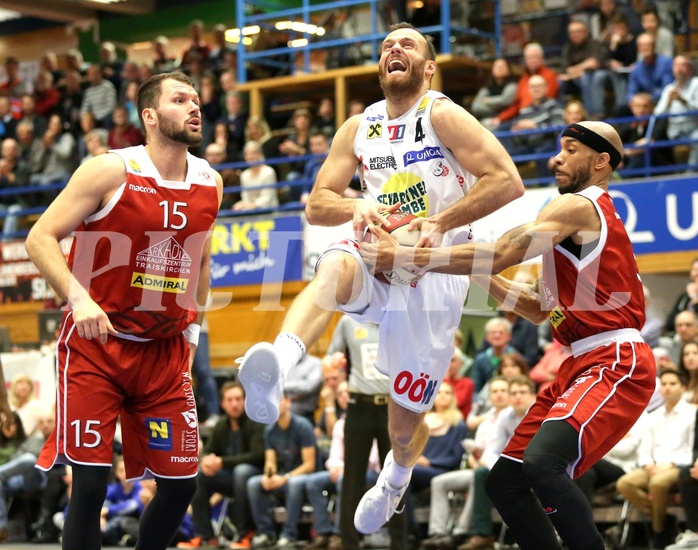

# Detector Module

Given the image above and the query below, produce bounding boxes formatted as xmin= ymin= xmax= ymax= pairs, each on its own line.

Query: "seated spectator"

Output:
xmin=472 ymin=351 xmax=530 ymax=418
xmin=152 ymin=36 xmax=177 ymax=74
xmin=9 ymin=373 xmax=43 ymax=437
xmin=245 ymin=115 xmax=280 ymax=169
xmin=30 ymin=113 xmax=77 ymax=191
xmin=80 ymin=64 xmax=118 ymax=129
xmin=459 ymin=376 xmax=536 ymax=550
xmin=665 ymin=258 xmax=698 ymax=334
xmin=180 ymin=19 xmax=211 ymax=73
xmin=658 ymin=311 xmax=698 ymax=366
xmin=0 ymin=57 xmax=30 ymax=98
xmin=299 ymin=131 xmax=329 ymax=203
xmin=315 ymin=352 xmax=347 ymax=448
xmin=80 ymin=129 xmax=109 ymax=165
xmin=616 ymin=369 xmax=695 ymax=549
xmin=182 ymin=382 xmax=265 ymax=549
xmin=640 ymin=6 xmax=675 ymax=59
xmin=208 ymin=24 xmax=236 ymax=76
xmin=422 ymin=376 xmax=511 ymax=549
xmin=57 ymin=70 xmax=84 ymax=138
xmin=471 ymin=317 xmax=516 ymax=394
xmin=98 ymin=41 xmax=125 ymax=92
xmin=0 ymin=137 xmax=30 ymax=240
xmin=492 ymin=43 xmax=559 ymax=126
xmin=203 ymin=142 xmax=239 ymax=208
xmin=443 ymin=347 xmax=475 ymax=421
xmin=315 ymin=98 xmax=336 ymax=139
xmin=107 ymin=106 xmax=144 ymax=150
xmin=347 ymin=99 xmax=366 ymax=117
xmin=122 ymin=80 xmax=141 ymax=129
xmin=506 ymin=75 xmax=565 ymax=178
xmin=529 ymin=340 xmax=571 ymax=394
xmin=603 ymin=13 xmax=638 ymax=116
xmin=100 ymin=455 xmax=144 ymax=547
xmin=559 ymin=19 xmax=611 ymax=119
xmin=0 ymin=96 xmax=17 ymax=140
xmin=626 ymin=33 xmax=673 ymax=108
xmin=589 ymin=0 xmax=642 ymax=42
xmin=246 ymin=393 xmax=316 ymax=548
xmin=284 ymin=353 xmax=323 ymax=425
xmin=217 ymin=91 xmax=248 ymax=160
xmin=471 ymin=58 xmax=517 ymax=125
xmin=33 ymin=70 xmax=61 ymax=119
xmin=199 ymin=75 xmax=221 ymax=150
xmin=277 ymin=108 xmax=312 ymax=181
xmin=678 ymin=340 xmax=698 ymax=404
xmin=618 ymin=92 xmax=674 ymax=171
xmin=233 ymin=140 xmax=278 ymax=211
xmin=14 ymin=120 xmax=45 ymax=181
xmin=653 ymin=55 xmax=698 ymax=171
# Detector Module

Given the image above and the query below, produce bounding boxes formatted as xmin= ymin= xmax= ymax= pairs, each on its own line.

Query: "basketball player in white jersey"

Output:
xmin=237 ymin=23 xmax=523 ymax=537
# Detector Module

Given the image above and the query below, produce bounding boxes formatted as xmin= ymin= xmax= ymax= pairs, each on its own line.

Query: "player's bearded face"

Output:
xmin=379 ymin=55 xmax=426 ymax=97
xmin=558 ymin=157 xmax=592 ymax=195
xmin=158 ymin=111 xmax=202 ymax=147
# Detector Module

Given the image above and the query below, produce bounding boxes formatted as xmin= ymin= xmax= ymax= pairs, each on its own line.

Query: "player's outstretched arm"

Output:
xmin=26 ymin=153 xmax=127 ymax=342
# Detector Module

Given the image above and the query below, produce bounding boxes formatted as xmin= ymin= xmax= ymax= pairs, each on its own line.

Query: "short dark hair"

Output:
xmin=137 ymin=71 xmax=195 ymax=131
xmin=640 ymin=6 xmax=660 ymax=19
xmin=388 ymin=23 xmax=436 ymax=61
xmin=220 ymin=380 xmax=244 ymax=398
xmin=508 ymin=375 xmax=536 ymax=394
xmin=659 ymin=367 xmax=686 ymax=386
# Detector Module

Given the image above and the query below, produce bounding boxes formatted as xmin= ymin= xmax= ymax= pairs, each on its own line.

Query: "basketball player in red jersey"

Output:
xmin=25 ymin=72 xmax=222 ymax=550
xmin=362 ymin=121 xmax=656 ymax=550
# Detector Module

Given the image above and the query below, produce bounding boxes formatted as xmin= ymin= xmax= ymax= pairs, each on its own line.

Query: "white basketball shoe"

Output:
xmin=354 ymin=451 xmax=408 ymax=534
xmin=236 ymin=342 xmax=284 ymax=424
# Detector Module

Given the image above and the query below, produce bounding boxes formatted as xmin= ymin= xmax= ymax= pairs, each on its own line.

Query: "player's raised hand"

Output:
xmin=352 ymin=201 xmax=401 ymax=241
xmin=71 ymin=297 xmax=117 ymax=344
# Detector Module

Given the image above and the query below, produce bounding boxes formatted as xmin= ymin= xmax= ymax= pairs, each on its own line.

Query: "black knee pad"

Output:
xmin=155 ymin=476 xmax=198 ymax=508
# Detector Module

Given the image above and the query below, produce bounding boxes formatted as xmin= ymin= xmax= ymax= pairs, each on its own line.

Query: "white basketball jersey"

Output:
xmin=354 ymin=90 xmax=477 ymax=244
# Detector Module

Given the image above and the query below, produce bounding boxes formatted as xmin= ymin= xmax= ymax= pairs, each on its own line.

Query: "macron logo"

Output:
xmin=129 ymin=183 xmax=156 ymax=194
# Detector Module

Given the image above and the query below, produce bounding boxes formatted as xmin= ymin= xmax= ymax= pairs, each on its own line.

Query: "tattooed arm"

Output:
xmin=361 ymin=192 xmax=600 ymax=282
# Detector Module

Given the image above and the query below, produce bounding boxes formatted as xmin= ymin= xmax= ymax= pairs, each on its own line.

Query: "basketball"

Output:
xmin=373 ymin=211 xmax=422 ymax=286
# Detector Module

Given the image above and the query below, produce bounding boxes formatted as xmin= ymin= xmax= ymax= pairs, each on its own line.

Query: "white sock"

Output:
xmin=385 ymin=451 xmax=413 ymax=489
xmin=274 ymin=332 xmax=306 ymax=379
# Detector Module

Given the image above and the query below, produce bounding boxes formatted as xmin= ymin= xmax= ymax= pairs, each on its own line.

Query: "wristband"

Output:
xmin=324 ymin=407 xmax=336 ymax=413
xmin=183 ymin=323 xmax=201 ymax=346
xmin=284 ymin=473 xmax=291 ymax=480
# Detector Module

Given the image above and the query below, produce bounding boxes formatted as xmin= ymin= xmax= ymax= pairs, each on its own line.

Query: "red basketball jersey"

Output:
xmin=68 ymin=146 xmax=219 ymax=339
xmin=540 ymin=185 xmax=645 ymax=346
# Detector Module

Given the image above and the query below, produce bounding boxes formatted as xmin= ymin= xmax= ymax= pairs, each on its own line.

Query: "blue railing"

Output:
xmin=2 ymin=112 xmax=696 ymax=240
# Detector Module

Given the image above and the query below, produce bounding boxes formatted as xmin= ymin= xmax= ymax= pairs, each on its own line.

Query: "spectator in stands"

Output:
xmin=219 ymin=70 xmax=237 ymax=99
xmin=627 ymin=33 xmax=673 ymax=106
xmin=245 ymin=115 xmax=278 ymax=165
xmin=471 ymin=317 xmax=516 ymax=394
xmin=0 ymin=137 xmax=30 ymax=240
xmin=198 ymin=74 xmax=221 ymax=150
xmin=678 ymin=340 xmax=698 ymax=404
xmin=185 ymin=53 xmax=215 ymax=96
xmin=203 ymin=142 xmax=239 ymax=208
xmin=122 ymin=80 xmax=141 ymax=129
xmin=444 ymin=347 xmax=475 ymax=421
xmin=218 ymin=91 xmax=248 ymax=160
xmin=315 ymin=352 xmax=347 ymax=445
xmin=33 ymin=70 xmax=61 ymax=119
xmin=9 ymin=373 xmax=43 ymax=437
xmin=183 ymin=382 xmax=265 ymax=549
xmin=208 ymin=24 xmax=235 ymax=76
xmin=470 ymin=58 xmax=517 ymax=126
xmin=603 ymin=14 xmax=638 ymax=115
xmin=659 ymin=311 xmax=698 ymax=366
xmin=152 ymin=36 xmax=176 ymax=74
xmin=80 ymin=128 xmax=109 ymax=165
xmin=546 ymin=99 xmax=589 ymax=172
xmin=100 ymin=455 xmax=143 ymax=547
xmin=589 ymin=0 xmax=642 ymax=43
xmin=40 ymin=51 xmax=63 ymax=86
xmin=493 ymin=43 xmax=559 ymax=126
xmin=138 ymin=63 xmax=153 ymax=85
xmin=15 ymin=120 xmax=45 ymax=179
xmin=20 ymin=94 xmax=47 ymax=137
xmin=640 ymin=6 xmax=675 ymax=59
xmin=304 ymin=381 xmax=365 ymax=550
xmin=459 ymin=376 xmax=536 ymax=550
xmin=0 ymin=57 xmax=30 ymax=98
xmin=315 ymin=97 xmax=336 ymax=139
xmin=233 ymin=140 xmax=278 ymax=211
xmin=284 ymin=353 xmax=323 ymax=425
xmin=107 ymin=105 xmax=144 ymax=150
xmin=616 ymin=369 xmax=695 ymax=549
xmin=299 ymin=130 xmax=329 ymax=203
xmin=57 ymin=70 xmax=84 ymax=138
xmin=98 ymin=42 xmax=124 ymax=92
xmin=654 ymin=55 xmax=698 ymax=171
xmin=472 ymin=351 xmax=530 ymax=421
xmin=117 ymin=62 xmax=141 ymax=104
xmin=180 ymin=19 xmax=211 ymax=72
xmin=65 ymin=48 xmax=88 ymax=78
xmin=80 ymin=64 xmax=118 ymax=129
xmin=347 ymin=99 xmax=366 ymax=117
xmin=559 ymin=19 xmax=610 ymax=119
xmin=278 ymin=107 xmax=312 ymax=178
xmin=76 ymin=111 xmax=98 ymax=162
xmin=246 ymin=392 xmax=316 ymax=549
xmin=618 ymin=91 xmax=674 ymax=171
xmin=666 ymin=259 xmax=698 ymax=334
xmin=575 ymin=411 xmax=647 ymax=506
xmin=507 ymin=75 xmax=565 ymax=178
xmin=421 ymin=376 xmax=511 ymax=550
xmin=529 ymin=340 xmax=571 ymax=394
xmin=30 ymin=113 xmax=77 ymax=193
xmin=0 ymin=96 xmax=17 ymax=140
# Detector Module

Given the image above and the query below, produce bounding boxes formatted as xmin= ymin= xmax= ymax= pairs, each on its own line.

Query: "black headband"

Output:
xmin=561 ymin=123 xmax=622 ymax=170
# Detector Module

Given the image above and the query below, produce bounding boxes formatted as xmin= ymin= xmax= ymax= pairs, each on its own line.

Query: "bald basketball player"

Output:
xmin=362 ymin=121 xmax=656 ymax=550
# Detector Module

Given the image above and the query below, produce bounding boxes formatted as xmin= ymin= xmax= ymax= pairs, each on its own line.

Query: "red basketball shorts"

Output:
xmin=502 ymin=336 xmax=656 ymax=478
xmin=37 ymin=312 xmax=199 ymax=480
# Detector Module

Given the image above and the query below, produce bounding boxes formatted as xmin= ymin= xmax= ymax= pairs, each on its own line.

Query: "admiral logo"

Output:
xmin=367 ymin=123 xmax=382 ymax=139
xmin=131 ymin=273 xmax=188 ymax=293
xmin=432 ymin=161 xmax=449 ymax=177
xmin=128 ymin=183 xmax=156 ymax=194
xmin=146 ymin=418 xmax=172 ymax=451
xmin=549 ymin=306 xmax=566 ymax=328
xmin=368 ymin=156 xmax=397 ymax=170
xmin=403 ymin=147 xmax=444 ymax=166
xmin=388 ymin=124 xmax=406 ymax=141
